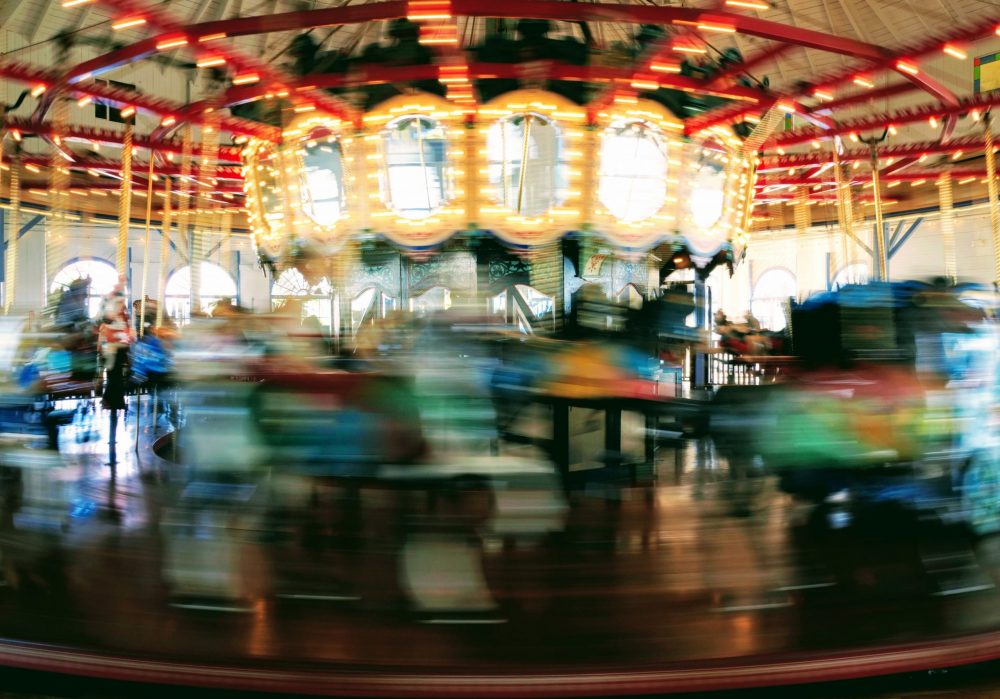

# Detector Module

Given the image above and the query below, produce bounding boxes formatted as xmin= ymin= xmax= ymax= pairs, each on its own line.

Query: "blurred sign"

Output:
xmin=975 ymin=52 xmax=1000 ymax=95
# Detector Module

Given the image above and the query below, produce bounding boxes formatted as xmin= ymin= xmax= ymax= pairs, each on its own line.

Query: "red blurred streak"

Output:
xmin=1 ymin=630 xmax=1000 ymax=695
xmin=803 ymin=82 xmax=917 ymax=114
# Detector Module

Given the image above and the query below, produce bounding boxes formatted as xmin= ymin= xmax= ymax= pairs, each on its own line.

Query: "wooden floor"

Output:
xmin=0 ymin=397 xmax=998 ymax=695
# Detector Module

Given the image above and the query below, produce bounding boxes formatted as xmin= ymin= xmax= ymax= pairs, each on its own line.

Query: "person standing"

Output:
xmin=97 ymin=277 xmax=134 ymax=471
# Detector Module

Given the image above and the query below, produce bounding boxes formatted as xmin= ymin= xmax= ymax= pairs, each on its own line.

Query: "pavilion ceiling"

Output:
xmin=0 ymin=0 xmax=996 ymax=228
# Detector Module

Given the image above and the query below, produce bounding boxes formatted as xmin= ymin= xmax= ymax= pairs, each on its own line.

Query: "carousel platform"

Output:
xmin=0 ymin=398 xmax=999 ymax=697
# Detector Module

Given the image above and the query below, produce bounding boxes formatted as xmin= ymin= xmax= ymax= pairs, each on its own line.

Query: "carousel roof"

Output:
xmin=0 ymin=0 xmax=996 ymax=227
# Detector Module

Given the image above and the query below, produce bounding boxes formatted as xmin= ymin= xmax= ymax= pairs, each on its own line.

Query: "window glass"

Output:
xmin=750 ymin=268 xmax=797 ymax=331
xmin=51 ymin=259 xmax=119 ymax=318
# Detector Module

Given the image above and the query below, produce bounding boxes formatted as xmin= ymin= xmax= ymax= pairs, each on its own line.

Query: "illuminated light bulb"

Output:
xmin=233 ymin=73 xmax=260 ymax=86
xmin=887 ymin=180 xmax=901 ymax=188
xmin=959 ymin=176 xmax=976 ymax=184
xmin=811 ymin=140 xmax=821 ymax=149
xmin=77 ymin=95 xmax=92 ymax=107
xmin=30 ymin=84 xmax=46 ymax=97
xmin=631 ymin=79 xmax=660 ymax=91
xmin=196 ymin=56 xmax=226 ymax=68
xmin=929 ymin=115 xmax=938 ymax=128
xmin=918 ymin=153 xmax=929 ymax=163
xmin=697 ymin=22 xmax=736 ymax=32
xmin=952 ymin=150 xmax=963 ymax=160
xmin=852 ymin=161 xmax=861 ymax=170
xmin=787 ymin=168 xmax=795 ymax=175
xmin=650 ymin=63 xmax=681 ymax=74
xmin=853 ymin=76 xmax=874 ymax=89
xmin=911 ymin=179 xmax=925 ymax=187
xmin=10 ymin=129 xmax=21 ymax=142
xmin=198 ymin=33 xmax=227 ymax=42
xmin=776 ymin=147 xmax=785 ymax=155
xmin=776 ymin=102 xmax=795 ymax=113
xmin=24 ymin=163 xmax=40 ymax=173
xmin=813 ymin=89 xmax=834 ymax=102
xmin=673 ymin=43 xmax=707 ymax=54
xmin=156 ymin=36 xmax=188 ymax=50
xmin=111 ymin=16 xmax=146 ymax=30
xmin=167 ymin=152 xmax=175 ymax=162
xmin=161 ymin=115 xmax=176 ymax=127
xmin=943 ymin=45 xmax=967 ymax=60
xmin=895 ymin=60 xmax=919 ymax=75
xmin=972 ymin=109 xmax=981 ymax=122
xmin=888 ymin=124 xmax=897 ymax=136
xmin=61 ymin=0 xmax=92 ymax=7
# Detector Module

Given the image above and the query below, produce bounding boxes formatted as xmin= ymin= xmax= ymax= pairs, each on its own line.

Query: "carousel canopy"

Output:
xmin=0 ymin=0 xmax=995 ymax=236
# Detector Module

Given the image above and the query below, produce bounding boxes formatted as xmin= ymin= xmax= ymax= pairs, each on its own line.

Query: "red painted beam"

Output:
xmin=769 ymin=94 xmax=1000 ymax=148
xmin=757 ymin=170 xmax=992 ymax=185
xmin=18 ymin=155 xmax=244 ymax=181
xmin=3 ymin=118 xmax=244 ymax=163
xmin=788 ymin=19 xmax=1000 ymax=108
xmin=191 ymin=0 xmax=406 ymax=39
xmin=804 ymin=82 xmax=917 ymax=114
xmin=0 ymin=59 xmax=277 ymax=141
xmin=760 ymin=135 xmax=987 ymax=169
xmin=452 ymin=0 xmax=887 ymax=59
xmin=83 ymin=0 xmax=357 ymax=125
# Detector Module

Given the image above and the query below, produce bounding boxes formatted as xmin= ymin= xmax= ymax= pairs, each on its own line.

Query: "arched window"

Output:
xmin=165 ymin=261 xmax=237 ymax=323
xmin=598 ymin=120 xmax=668 ymax=222
xmin=751 ymin=268 xmax=797 ymax=331
xmin=410 ymin=286 xmax=451 ymax=316
xmin=349 ymin=287 xmax=398 ymax=333
xmin=616 ymin=283 xmax=644 ymax=310
xmin=831 ymin=263 xmax=869 ymax=290
xmin=50 ymin=258 xmax=118 ymax=318
xmin=271 ymin=268 xmax=336 ymax=332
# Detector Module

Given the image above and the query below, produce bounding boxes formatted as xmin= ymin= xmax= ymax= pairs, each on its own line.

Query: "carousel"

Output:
xmin=1 ymin=0 xmax=1000 ymax=693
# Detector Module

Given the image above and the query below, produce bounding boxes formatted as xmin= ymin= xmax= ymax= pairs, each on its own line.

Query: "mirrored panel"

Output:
xmin=688 ymin=153 xmax=727 ymax=229
xmin=379 ymin=116 xmax=449 ymax=220
xmin=598 ymin=120 xmax=668 ymax=222
xmin=487 ymin=113 xmax=566 ymax=217
xmin=300 ymin=133 xmax=346 ymax=225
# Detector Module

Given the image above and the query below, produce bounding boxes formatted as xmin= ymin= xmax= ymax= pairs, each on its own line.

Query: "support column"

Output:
xmin=3 ymin=156 xmax=18 ymax=314
xmin=984 ymin=114 xmax=1000 ymax=287
xmin=939 ymin=168 xmax=957 ymax=284
xmin=868 ymin=142 xmax=888 ymax=281
xmin=155 ymin=177 xmax=172 ymax=329
xmin=117 ymin=124 xmax=134 ymax=277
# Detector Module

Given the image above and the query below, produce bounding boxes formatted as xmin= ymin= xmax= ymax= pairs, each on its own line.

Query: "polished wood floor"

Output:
xmin=0 ymin=397 xmax=998 ymax=693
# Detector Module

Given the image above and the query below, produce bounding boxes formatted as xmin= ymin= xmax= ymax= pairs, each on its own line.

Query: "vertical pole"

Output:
xmin=983 ymin=114 xmax=1000 ymax=287
xmin=138 ymin=154 xmax=155 ymax=336
xmin=692 ymin=271 xmax=708 ymax=389
xmin=3 ymin=156 xmax=18 ymax=314
xmin=869 ymin=142 xmax=888 ymax=281
xmin=155 ymin=177 xmax=172 ymax=328
xmin=939 ymin=167 xmax=957 ymax=284
xmin=117 ymin=124 xmax=134 ymax=277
